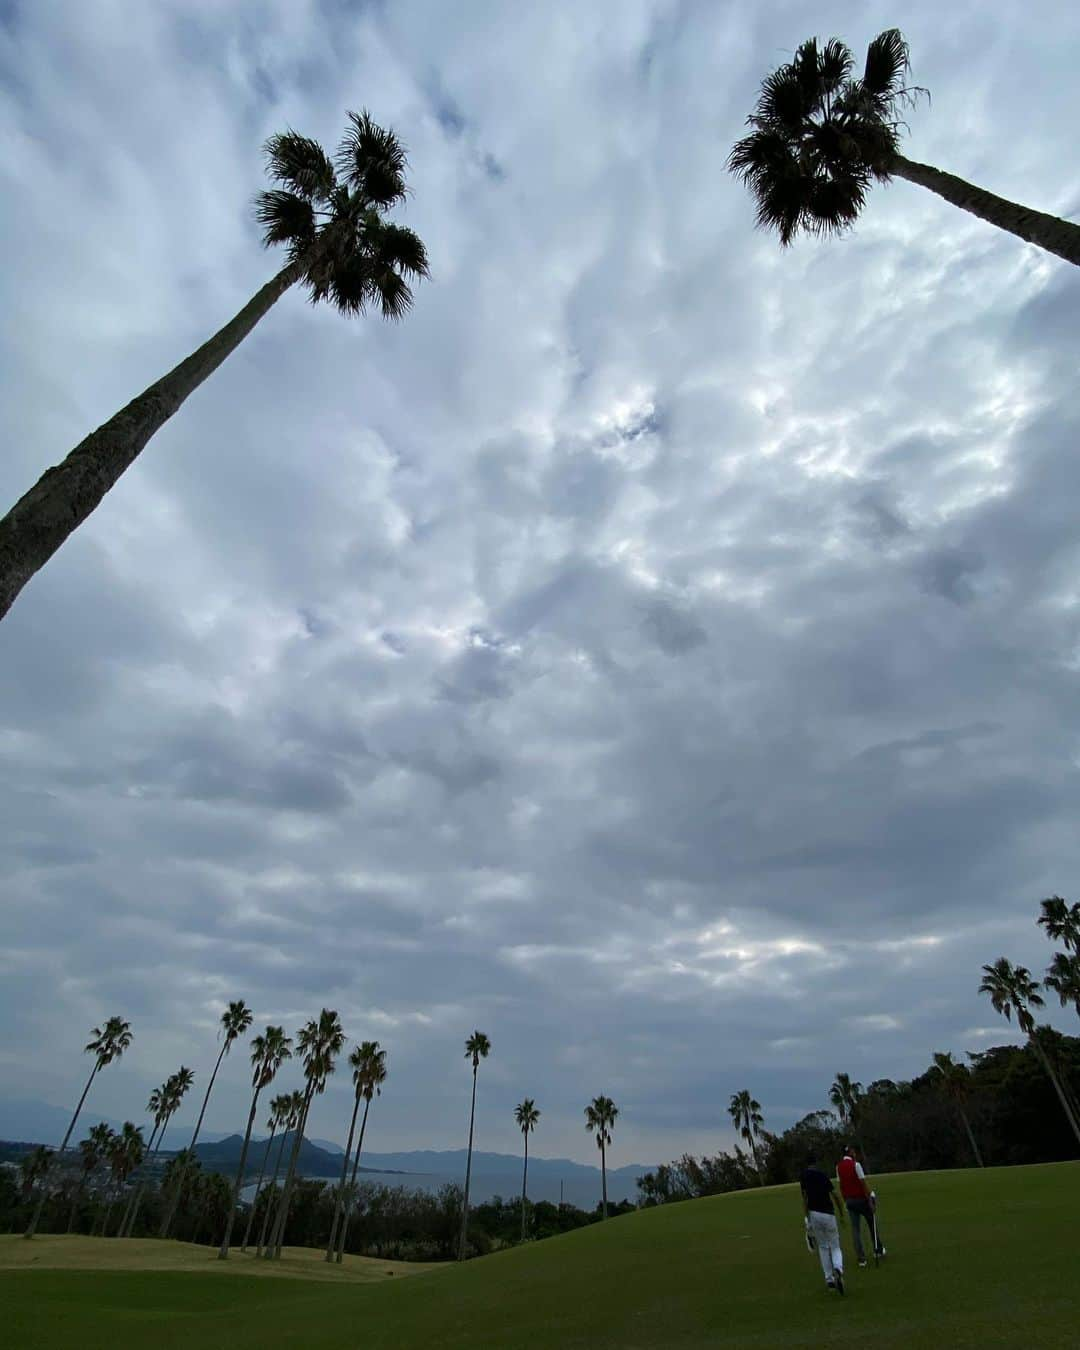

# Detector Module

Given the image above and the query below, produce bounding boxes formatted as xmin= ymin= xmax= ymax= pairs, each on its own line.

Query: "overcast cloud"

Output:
xmin=2 ymin=0 xmax=1080 ymax=1167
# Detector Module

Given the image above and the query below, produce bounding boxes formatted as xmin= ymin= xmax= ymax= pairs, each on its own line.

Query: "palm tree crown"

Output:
xmin=221 ymin=1000 xmax=254 ymax=1050
xmin=728 ymin=1089 xmax=764 ymax=1141
xmin=515 ymin=1099 xmax=541 ymax=1135
xmin=255 ymin=110 xmax=429 ymax=319
xmin=585 ymin=1095 xmax=619 ymax=1147
xmin=351 ymin=1041 xmax=388 ymax=1100
xmin=1044 ymin=952 xmax=1080 ymax=1017
xmin=728 ymin=29 xmax=916 ymax=244
xmin=979 ymin=958 xmax=1044 ymax=1035
xmin=298 ymin=1009 xmax=347 ymax=1093
xmin=86 ymin=1017 xmax=133 ymax=1067
xmin=1038 ymin=897 xmax=1080 ymax=953
xmin=828 ymin=1072 xmax=864 ymax=1126
xmin=250 ymin=1026 xmax=293 ymax=1090
xmin=465 ymin=1031 xmax=492 ymax=1068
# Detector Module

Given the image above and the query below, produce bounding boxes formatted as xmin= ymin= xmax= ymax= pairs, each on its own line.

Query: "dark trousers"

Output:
xmin=846 ymin=1198 xmax=882 ymax=1261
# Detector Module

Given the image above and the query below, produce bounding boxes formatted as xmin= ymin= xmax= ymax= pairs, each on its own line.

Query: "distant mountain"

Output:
xmin=0 ymin=1097 xmax=234 ymax=1151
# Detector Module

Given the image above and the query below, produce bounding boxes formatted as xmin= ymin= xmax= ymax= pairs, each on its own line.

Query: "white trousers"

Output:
xmin=808 ymin=1211 xmax=843 ymax=1282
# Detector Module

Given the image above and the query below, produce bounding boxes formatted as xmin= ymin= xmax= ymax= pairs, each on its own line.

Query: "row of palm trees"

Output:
xmin=3 ymin=29 xmax=1080 ymax=623
xmin=23 ymin=1008 xmax=624 ymax=1263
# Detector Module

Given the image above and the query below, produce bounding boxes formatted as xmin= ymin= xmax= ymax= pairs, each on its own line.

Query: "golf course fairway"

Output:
xmin=5 ymin=1162 xmax=1077 ymax=1349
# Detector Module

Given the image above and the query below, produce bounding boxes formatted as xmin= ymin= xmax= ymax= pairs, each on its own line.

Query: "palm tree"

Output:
xmin=728 ymin=1090 xmax=766 ymax=1184
xmin=219 ymin=1024 xmax=292 ymax=1259
xmin=19 ymin=1146 xmax=53 ymax=1203
xmin=266 ymin=1010 xmax=345 ymax=1259
xmin=241 ymin=1095 xmax=286 ymax=1254
xmin=979 ymin=958 xmax=1080 ymax=1145
xmin=729 ymin=30 xmax=1080 ymax=267
xmin=120 ymin=1065 xmax=194 ymax=1238
xmin=161 ymin=999 xmax=252 ymax=1238
xmin=931 ymin=1051 xmax=984 ymax=1167
xmin=0 ymin=110 xmax=429 ymax=624
xmin=1045 ymin=952 xmax=1080 ymax=1019
xmin=25 ymin=1015 xmax=133 ymax=1238
xmin=458 ymin=1030 xmax=492 ymax=1261
xmin=103 ymin=1123 xmax=144 ymax=1237
xmin=514 ymin=1099 xmax=541 ymax=1241
xmin=1038 ymin=896 xmax=1080 ymax=953
xmin=585 ymin=1095 xmax=619 ymax=1218
xmin=255 ymin=1089 xmax=304 ymax=1257
xmin=327 ymin=1040 xmax=387 ymax=1262
xmin=117 ymin=1082 xmax=168 ymax=1237
xmin=68 ymin=1127 xmax=110 ymax=1233
xmin=828 ymin=1072 xmax=866 ymax=1156
xmin=333 ymin=1043 xmax=387 ymax=1264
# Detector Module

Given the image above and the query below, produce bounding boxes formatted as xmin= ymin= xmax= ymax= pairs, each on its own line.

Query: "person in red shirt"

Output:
xmin=836 ymin=1145 xmax=885 ymax=1266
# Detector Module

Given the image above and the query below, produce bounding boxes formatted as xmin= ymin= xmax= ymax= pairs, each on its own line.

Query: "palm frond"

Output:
xmin=817 ymin=37 xmax=853 ymax=92
xmin=336 ymin=109 xmax=409 ymax=206
xmin=263 ymin=130 xmax=337 ymax=203
xmin=863 ymin=28 xmax=910 ymax=98
xmin=254 ymin=190 xmax=317 ymax=253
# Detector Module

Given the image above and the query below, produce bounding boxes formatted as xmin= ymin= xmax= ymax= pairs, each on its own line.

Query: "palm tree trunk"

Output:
xmin=1029 ymin=1032 xmax=1080 ymax=1147
xmin=66 ymin=1177 xmax=85 ymax=1234
xmin=218 ymin=1085 xmax=262 ymax=1259
xmin=600 ymin=1138 xmax=608 ymax=1219
xmin=889 ymin=155 xmax=1080 ymax=268
xmin=335 ymin=1096 xmax=372 ymax=1263
xmin=24 ymin=1059 xmax=99 ymax=1238
xmin=458 ymin=1066 xmax=478 ymax=1261
xmin=241 ymin=1123 xmax=277 ymax=1253
xmin=520 ymin=1132 xmax=529 ymax=1242
xmin=162 ymin=1041 xmax=228 ymax=1238
xmin=751 ymin=1139 xmax=764 ymax=1186
xmin=0 ymin=258 xmax=307 ymax=622
xmin=256 ymin=1126 xmax=291 ymax=1257
xmin=957 ymin=1104 xmax=985 ymax=1168
xmin=268 ymin=1088 xmax=313 ymax=1259
xmin=326 ymin=1094 xmax=362 ymax=1262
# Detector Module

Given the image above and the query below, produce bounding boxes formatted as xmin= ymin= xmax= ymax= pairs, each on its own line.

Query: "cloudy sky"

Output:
xmin=2 ymin=0 xmax=1080 ymax=1168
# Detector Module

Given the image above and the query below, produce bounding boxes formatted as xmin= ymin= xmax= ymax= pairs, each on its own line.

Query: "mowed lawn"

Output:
xmin=4 ymin=1162 xmax=1077 ymax=1350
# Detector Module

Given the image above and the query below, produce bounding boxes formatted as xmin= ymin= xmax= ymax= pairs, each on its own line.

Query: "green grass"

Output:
xmin=4 ymin=1163 xmax=1078 ymax=1349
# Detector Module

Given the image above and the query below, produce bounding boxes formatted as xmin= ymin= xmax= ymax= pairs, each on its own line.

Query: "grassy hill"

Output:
xmin=4 ymin=1162 xmax=1077 ymax=1349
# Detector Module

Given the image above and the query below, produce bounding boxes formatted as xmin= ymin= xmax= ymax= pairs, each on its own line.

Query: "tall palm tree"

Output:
xmin=161 ymin=999 xmax=252 ymax=1238
xmin=728 ymin=1090 xmax=766 ymax=1184
xmin=0 ymin=110 xmax=429 ymax=624
xmin=514 ymin=1099 xmax=541 ymax=1241
xmin=1038 ymin=896 xmax=1080 ymax=953
xmin=68 ymin=1127 xmax=110 ymax=1233
xmin=828 ymin=1072 xmax=866 ymax=1156
xmin=219 ymin=1024 xmax=292 ymax=1259
xmin=241 ymin=1094 xmax=286 ymax=1254
xmin=458 ymin=1030 xmax=492 ymax=1261
xmin=333 ymin=1042 xmax=388 ymax=1264
xmin=117 ymin=1082 xmax=168 ymax=1237
xmin=103 ymin=1123 xmax=144 ymax=1237
xmin=585 ymin=1095 xmax=619 ymax=1219
xmin=326 ymin=1041 xmax=385 ymax=1262
xmin=729 ymin=30 xmax=1080 ymax=267
xmin=119 ymin=1065 xmax=194 ymax=1238
xmin=25 ymin=1015 xmax=133 ymax=1238
xmin=979 ymin=958 xmax=1080 ymax=1145
xmin=266 ymin=1010 xmax=345 ymax=1259
xmin=931 ymin=1051 xmax=984 ymax=1167
xmin=1044 ymin=952 xmax=1080 ymax=1019
xmin=255 ymin=1089 xmax=304 ymax=1257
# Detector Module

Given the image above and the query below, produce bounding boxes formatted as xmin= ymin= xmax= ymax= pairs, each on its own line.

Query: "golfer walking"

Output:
xmin=800 ymin=1153 xmax=845 ymax=1295
xmin=836 ymin=1145 xmax=885 ymax=1266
